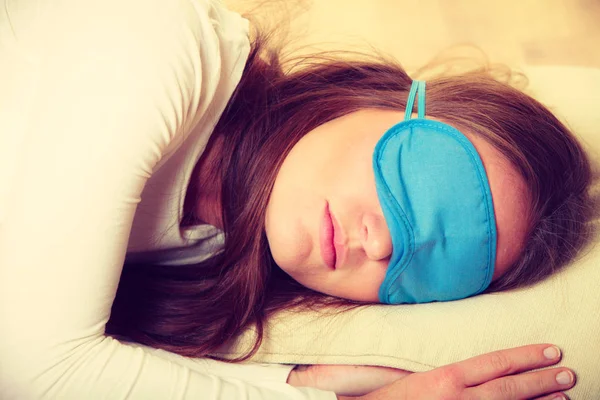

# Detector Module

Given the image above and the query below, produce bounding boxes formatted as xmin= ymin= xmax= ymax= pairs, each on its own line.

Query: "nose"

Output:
xmin=360 ymin=213 xmax=393 ymax=261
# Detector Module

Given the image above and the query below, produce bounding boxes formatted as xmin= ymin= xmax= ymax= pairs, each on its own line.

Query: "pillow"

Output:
xmin=214 ymin=66 xmax=600 ymax=399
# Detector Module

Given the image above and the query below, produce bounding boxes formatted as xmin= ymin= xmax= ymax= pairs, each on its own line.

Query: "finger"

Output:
xmin=470 ymin=367 xmax=575 ymax=400
xmin=536 ymin=392 xmax=569 ymax=400
xmin=457 ymin=344 xmax=562 ymax=386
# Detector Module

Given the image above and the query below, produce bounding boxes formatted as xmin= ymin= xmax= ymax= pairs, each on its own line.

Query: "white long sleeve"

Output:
xmin=0 ymin=0 xmax=335 ymax=399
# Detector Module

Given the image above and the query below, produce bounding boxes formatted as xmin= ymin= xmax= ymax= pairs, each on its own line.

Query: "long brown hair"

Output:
xmin=106 ymin=29 xmax=597 ymax=360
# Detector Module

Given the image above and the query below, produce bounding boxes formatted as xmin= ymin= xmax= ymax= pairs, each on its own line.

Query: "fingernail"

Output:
xmin=556 ymin=370 xmax=574 ymax=385
xmin=544 ymin=346 xmax=561 ymax=359
xmin=551 ymin=395 xmax=566 ymax=400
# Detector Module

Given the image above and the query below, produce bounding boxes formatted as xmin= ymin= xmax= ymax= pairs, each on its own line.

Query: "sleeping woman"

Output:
xmin=0 ymin=0 xmax=594 ymax=399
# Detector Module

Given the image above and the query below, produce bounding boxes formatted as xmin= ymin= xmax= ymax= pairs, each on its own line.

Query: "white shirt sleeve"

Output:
xmin=121 ymin=340 xmax=299 ymax=384
xmin=0 ymin=0 xmax=335 ymax=399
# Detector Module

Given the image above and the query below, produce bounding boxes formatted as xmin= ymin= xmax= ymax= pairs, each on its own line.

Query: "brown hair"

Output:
xmin=106 ymin=30 xmax=597 ymax=360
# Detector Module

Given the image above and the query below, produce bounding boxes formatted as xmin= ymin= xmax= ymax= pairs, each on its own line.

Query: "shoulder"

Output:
xmin=6 ymin=0 xmax=249 ymax=151
xmin=6 ymin=0 xmax=250 ymax=95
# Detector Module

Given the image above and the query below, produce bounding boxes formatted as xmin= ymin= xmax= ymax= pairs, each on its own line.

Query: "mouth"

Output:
xmin=320 ymin=202 xmax=336 ymax=269
xmin=330 ymin=211 xmax=346 ymax=269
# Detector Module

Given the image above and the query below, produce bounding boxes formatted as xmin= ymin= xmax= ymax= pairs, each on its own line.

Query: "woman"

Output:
xmin=0 ymin=0 xmax=593 ymax=398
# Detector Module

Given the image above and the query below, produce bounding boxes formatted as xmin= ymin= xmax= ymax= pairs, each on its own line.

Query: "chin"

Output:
xmin=270 ymin=247 xmax=304 ymax=277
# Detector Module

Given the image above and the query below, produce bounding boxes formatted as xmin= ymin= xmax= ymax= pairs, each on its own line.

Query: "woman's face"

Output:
xmin=264 ymin=109 xmax=530 ymax=302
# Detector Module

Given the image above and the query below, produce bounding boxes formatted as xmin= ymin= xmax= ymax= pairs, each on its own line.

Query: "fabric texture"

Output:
xmin=214 ymin=66 xmax=600 ymax=399
xmin=0 ymin=0 xmax=335 ymax=398
xmin=374 ymin=116 xmax=497 ymax=304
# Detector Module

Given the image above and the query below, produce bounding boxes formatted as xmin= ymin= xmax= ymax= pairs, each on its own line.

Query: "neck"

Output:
xmin=183 ymin=134 xmax=224 ymax=230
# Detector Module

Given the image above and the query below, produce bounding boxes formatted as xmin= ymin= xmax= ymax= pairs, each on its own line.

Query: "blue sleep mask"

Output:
xmin=375 ymin=80 xmax=497 ymax=304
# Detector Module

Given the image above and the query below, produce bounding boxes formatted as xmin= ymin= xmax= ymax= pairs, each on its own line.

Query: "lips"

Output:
xmin=330 ymin=212 xmax=346 ymax=269
xmin=320 ymin=202 xmax=336 ymax=269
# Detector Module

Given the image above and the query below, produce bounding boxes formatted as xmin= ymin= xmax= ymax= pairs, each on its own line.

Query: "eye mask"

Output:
xmin=374 ymin=80 xmax=497 ymax=304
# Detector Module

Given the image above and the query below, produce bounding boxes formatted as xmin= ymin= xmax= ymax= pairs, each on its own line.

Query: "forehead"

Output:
xmin=460 ymin=130 xmax=531 ymax=280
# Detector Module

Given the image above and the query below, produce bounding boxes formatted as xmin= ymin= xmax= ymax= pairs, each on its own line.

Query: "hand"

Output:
xmin=287 ymin=364 xmax=411 ymax=396
xmin=340 ymin=344 xmax=575 ymax=400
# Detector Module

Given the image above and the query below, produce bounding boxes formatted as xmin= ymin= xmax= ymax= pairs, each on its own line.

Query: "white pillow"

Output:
xmin=215 ymin=66 xmax=600 ymax=399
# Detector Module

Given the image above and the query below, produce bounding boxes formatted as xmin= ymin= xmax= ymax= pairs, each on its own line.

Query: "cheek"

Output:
xmin=319 ymin=262 xmax=388 ymax=302
xmin=333 ymin=157 xmax=382 ymax=220
xmin=327 ymin=136 xmax=381 ymax=200
xmin=342 ymin=268 xmax=387 ymax=302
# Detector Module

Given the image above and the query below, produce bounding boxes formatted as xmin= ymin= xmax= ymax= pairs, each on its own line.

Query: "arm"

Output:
xmin=0 ymin=0 xmax=334 ymax=398
xmin=289 ymin=345 xmax=574 ymax=400
xmin=120 ymin=339 xmax=300 ymax=384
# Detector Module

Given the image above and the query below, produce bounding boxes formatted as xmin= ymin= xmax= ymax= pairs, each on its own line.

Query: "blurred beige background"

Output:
xmin=225 ymin=0 xmax=600 ymax=71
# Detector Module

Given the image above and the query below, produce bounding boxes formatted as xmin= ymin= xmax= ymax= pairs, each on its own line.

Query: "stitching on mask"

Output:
xmin=374 ymin=136 xmax=415 ymax=301
xmin=375 ymin=119 xmax=496 ymax=299
xmin=408 ymin=120 xmax=496 ymax=293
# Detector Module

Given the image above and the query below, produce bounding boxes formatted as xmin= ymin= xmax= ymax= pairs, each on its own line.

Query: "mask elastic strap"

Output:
xmin=404 ymin=80 xmax=426 ymax=121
